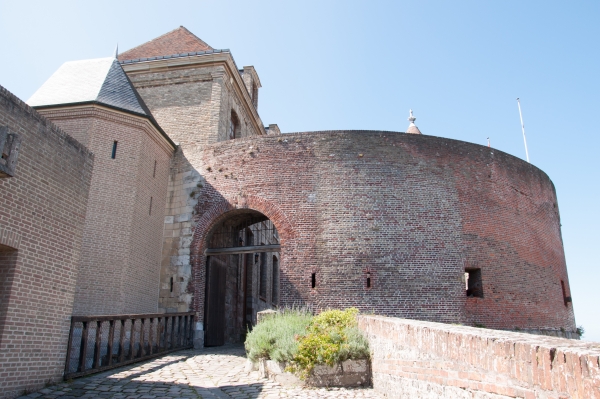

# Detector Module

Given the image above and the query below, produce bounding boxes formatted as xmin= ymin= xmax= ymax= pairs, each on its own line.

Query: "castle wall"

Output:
xmin=449 ymin=145 xmax=575 ymax=332
xmin=0 ymin=86 xmax=93 ymax=397
xmin=123 ymin=57 xmax=266 ymax=314
xmin=38 ymin=106 xmax=173 ymax=315
xmin=359 ymin=315 xmax=599 ymax=398
xmin=188 ymin=131 xmax=575 ymax=333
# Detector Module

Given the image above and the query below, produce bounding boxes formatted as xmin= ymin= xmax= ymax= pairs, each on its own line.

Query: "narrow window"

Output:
xmin=169 ymin=276 xmax=174 ymax=292
xmin=366 ymin=271 xmax=371 ymax=288
xmin=272 ymin=256 xmax=279 ymax=304
xmin=230 ymin=111 xmax=240 ymax=140
xmin=111 ymin=141 xmax=118 ymax=159
xmin=259 ymin=251 xmax=267 ymax=299
xmin=149 ymin=197 xmax=153 ymax=215
xmin=466 ymin=268 xmax=483 ymax=298
xmin=311 ymin=273 xmax=316 ymax=289
xmin=0 ymin=244 xmax=19 ymax=322
xmin=153 ymin=160 xmax=157 ymax=178
xmin=561 ymin=280 xmax=571 ymax=306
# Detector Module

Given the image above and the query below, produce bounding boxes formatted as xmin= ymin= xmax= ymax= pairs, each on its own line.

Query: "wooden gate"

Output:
xmin=203 ymin=214 xmax=281 ymax=346
xmin=204 ymin=256 xmax=226 ymax=346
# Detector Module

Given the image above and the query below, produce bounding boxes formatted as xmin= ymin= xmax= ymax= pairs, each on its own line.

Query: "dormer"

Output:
xmin=240 ymin=66 xmax=261 ymax=110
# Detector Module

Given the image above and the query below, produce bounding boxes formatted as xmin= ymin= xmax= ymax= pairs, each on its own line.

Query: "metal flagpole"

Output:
xmin=516 ymin=98 xmax=530 ymax=163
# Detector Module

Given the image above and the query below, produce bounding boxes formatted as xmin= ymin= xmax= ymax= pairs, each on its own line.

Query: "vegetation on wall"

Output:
xmin=244 ymin=307 xmax=370 ymax=380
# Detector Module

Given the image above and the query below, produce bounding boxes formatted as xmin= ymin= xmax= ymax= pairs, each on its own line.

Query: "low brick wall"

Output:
xmin=358 ymin=315 xmax=600 ymax=399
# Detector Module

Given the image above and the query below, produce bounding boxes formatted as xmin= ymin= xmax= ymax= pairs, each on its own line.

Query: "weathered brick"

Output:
xmin=0 ymin=84 xmax=93 ymax=397
xmin=359 ymin=315 xmax=600 ymax=398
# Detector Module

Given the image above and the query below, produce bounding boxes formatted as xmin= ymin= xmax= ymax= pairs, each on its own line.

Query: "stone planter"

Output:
xmin=249 ymin=358 xmax=371 ymax=388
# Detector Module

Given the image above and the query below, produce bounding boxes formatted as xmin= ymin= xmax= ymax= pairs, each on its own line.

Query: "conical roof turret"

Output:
xmin=406 ymin=109 xmax=422 ymax=134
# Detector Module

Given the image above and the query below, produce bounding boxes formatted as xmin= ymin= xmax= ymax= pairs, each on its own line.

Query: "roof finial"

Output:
xmin=406 ymin=109 xmax=422 ymax=135
xmin=114 ymin=44 xmax=119 ymax=59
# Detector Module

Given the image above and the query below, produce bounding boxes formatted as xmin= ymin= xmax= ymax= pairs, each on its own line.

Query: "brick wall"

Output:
xmin=38 ymin=106 xmax=173 ymax=315
xmin=358 ymin=315 xmax=599 ymax=398
xmin=187 ymin=131 xmax=574 ymax=333
xmin=0 ymin=85 xmax=93 ymax=398
xmin=122 ymin=55 xmax=266 ymax=315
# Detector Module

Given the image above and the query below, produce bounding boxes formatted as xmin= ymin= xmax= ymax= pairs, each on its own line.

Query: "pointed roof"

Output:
xmin=118 ymin=26 xmax=212 ymax=61
xmin=27 ymin=57 xmax=175 ymax=148
xmin=28 ymin=57 xmax=149 ymax=116
xmin=406 ymin=109 xmax=422 ymax=135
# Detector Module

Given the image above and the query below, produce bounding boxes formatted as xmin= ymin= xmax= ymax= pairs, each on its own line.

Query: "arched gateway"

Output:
xmin=203 ymin=210 xmax=280 ymax=346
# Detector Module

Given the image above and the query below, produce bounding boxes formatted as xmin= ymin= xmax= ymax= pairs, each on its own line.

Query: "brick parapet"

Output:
xmin=0 ymin=85 xmax=93 ymax=157
xmin=358 ymin=315 xmax=600 ymax=398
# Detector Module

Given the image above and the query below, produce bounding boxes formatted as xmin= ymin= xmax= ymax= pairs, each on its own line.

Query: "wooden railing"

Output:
xmin=64 ymin=312 xmax=195 ymax=379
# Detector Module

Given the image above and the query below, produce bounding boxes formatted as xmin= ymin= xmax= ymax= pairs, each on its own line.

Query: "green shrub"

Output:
xmin=244 ymin=308 xmax=312 ymax=363
xmin=286 ymin=307 xmax=370 ymax=380
xmin=244 ymin=307 xmax=370 ymax=380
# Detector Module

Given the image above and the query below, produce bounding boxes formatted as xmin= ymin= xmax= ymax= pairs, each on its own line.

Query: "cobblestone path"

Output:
xmin=19 ymin=345 xmax=380 ymax=399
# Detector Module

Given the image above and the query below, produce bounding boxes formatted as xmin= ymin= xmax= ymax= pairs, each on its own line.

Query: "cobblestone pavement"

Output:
xmin=19 ymin=345 xmax=380 ymax=399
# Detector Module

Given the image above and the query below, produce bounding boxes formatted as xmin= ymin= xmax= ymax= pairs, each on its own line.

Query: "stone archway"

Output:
xmin=188 ymin=196 xmax=297 ymax=347
xmin=202 ymin=209 xmax=281 ymax=346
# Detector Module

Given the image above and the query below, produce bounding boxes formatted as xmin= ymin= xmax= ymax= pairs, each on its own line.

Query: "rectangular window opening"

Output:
xmin=111 ymin=141 xmax=118 ymax=159
xmin=153 ymin=160 xmax=157 ymax=178
xmin=466 ymin=268 xmax=483 ymax=298
xmin=0 ymin=244 xmax=18 ymax=322
xmin=170 ymin=276 xmax=174 ymax=293
xmin=367 ymin=277 xmax=371 ymax=288
xmin=561 ymin=280 xmax=571 ymax=306
xmin=149 ymin=197 xmax=153 ymax=215
xmin=311 ymin=273 xmax=316 ymax=289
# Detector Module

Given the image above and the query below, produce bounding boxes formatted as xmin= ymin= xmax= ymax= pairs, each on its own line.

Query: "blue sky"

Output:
xmin=1 ymin=0 xmax=598 ymax=340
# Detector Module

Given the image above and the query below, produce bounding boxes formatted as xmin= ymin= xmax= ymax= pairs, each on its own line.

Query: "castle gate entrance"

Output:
xmin=204 ymin=211 xmax=280 ymax=346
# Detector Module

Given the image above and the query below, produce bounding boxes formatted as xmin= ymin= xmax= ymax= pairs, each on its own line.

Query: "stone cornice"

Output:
xmin=37 ymin=105 xmax=176 ymax=156
xmin=121 ymin=53 xmax=265 ymax=136
xmin=242 ymin=66 xmax=261 ymax=88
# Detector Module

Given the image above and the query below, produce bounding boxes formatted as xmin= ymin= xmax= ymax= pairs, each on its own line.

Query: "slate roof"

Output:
xmin=118 ymin=26 xmax=212 ymax=61
xmin=27 ymin=57 xmax=175 ymax=148
xmin=28 ymin=57 xmax=148 ymax=116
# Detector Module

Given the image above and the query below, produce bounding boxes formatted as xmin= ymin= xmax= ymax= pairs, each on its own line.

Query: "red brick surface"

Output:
xmin=118 ymin=26 xmax=212 ymax=61
xmin=0 ymin=85 xmax=93 ymax=397
xmin=190 ymin=131 xmax=575 ymax=332
xmin=359 ymin=315 xmax=599 ymax=398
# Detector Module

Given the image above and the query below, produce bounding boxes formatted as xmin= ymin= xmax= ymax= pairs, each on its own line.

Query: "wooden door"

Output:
xmin=204 ymin=256 xmax=226 ymax=346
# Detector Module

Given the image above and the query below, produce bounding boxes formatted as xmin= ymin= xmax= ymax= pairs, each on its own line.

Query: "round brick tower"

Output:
xmin=190 ymin=130 xmax=576 ymax=336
